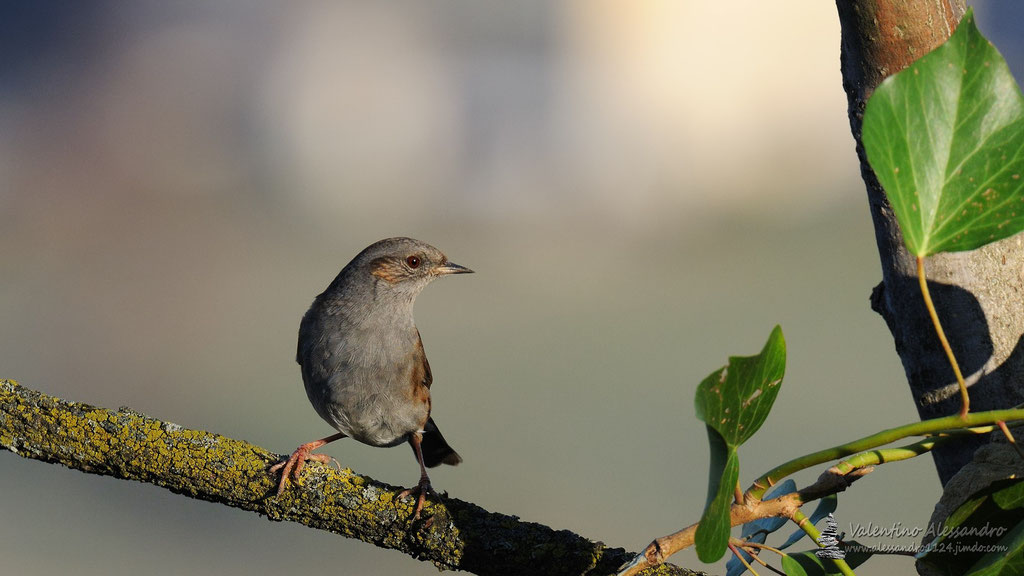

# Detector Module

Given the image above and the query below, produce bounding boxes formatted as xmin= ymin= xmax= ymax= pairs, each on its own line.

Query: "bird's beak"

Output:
xmin=437 ymin=262 xmax=474 ymax=275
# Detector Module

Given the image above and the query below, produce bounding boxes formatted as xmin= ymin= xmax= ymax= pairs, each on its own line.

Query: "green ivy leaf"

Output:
xmin=695 ymin=428 xmax=741 ymax=562
xmin=782 ymin=554 xmax=810 ymax=576
xmin=783 ymin=542 xmax=873 ymax=575
xmin=963 ymin=519 xmax=1024 ymax=576
xmin=694 ymin=325 xmax=786 ymax=446
xmin=918 ymin=478 xmax=1024 ymax=575
xmin=693 ymin=326 xmax=786 ymax=562
xmin=862 ymin=8 xmax=1024 ymax=255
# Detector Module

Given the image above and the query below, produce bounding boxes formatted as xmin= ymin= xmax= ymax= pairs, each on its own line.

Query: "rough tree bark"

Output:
xmin=0 ymin=379 xmax=696 ymax=576
xmin=836 ymin=0 xmax=1024 ymax=485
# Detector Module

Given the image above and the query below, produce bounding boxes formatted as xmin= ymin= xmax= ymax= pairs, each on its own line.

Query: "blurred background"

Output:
xmin=2 ymin=1 xmax=1021 ymax=575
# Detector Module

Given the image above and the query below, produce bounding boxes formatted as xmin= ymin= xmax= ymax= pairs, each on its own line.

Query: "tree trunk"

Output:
xmin=836 ymin=0 xmax=1024 ymax=484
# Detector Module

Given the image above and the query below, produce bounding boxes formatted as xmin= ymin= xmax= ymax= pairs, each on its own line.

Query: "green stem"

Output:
xmin=917 ymin=255 xmax=970 ymax=418
xmin=728 ymin=541 xmax=762 ymax=576
xmin=748 ymin=409 xmax=1024 ymax=499
xmin=733 ymin=540 xmax=790 ymax=576
xmin=739 ymin=540 xmax=787 ymax=558
xmin=831 ymin=436 xmax=950 ymax=474
xmin=997 ymin=420 xmax=1024 ymax=459
xmin=790 ymin=510 xmax=856 ymax=576
xmin=923 ymin=424 xmax=997 ymax=436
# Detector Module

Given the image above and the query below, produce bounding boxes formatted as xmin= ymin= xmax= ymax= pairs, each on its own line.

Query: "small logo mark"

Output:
xmin=815 ymin=513 xmax=846 ymax=560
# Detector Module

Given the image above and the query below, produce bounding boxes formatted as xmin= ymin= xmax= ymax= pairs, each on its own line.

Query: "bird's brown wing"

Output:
xmin=410 ymin=331 xmax=460 ymax=466
xmin=413 ymin=330 xmax=433 ymax=390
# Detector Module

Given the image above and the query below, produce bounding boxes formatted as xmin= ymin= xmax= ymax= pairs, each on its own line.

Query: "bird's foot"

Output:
xmin=398 ymin=476 xmax=437 ymax=520
xmin=269 ymin=443 xmax=336 ymax=496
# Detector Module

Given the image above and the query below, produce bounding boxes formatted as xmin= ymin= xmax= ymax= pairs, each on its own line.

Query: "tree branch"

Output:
xmin=0 ymin=379 xmax=696 ymax=576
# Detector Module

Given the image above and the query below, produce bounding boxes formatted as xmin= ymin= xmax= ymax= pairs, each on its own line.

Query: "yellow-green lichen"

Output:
xmin=2 ymin=379 xmax=697 ymax=576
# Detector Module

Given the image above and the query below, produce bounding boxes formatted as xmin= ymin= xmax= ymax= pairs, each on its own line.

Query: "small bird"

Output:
xmin=271 ymin=237 xmax=472 ymax=517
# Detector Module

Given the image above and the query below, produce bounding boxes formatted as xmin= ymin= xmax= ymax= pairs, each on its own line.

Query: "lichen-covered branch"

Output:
xmin=0 ymin=380 xmax=694 ymax=576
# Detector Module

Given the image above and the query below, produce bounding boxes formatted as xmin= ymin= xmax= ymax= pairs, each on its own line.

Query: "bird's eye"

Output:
xmin=406 ymin=255 xmax=421 ymax=269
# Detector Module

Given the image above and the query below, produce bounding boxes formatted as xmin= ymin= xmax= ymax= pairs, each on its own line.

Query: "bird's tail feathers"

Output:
xmin=420 ymin=417 xmax=462 ymax=468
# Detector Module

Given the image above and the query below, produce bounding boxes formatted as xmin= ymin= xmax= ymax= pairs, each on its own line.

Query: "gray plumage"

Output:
xmin=273 ymin=238 xmax=470 ymax=506
xmin=298 ymin=237 xmax=463 ymax=452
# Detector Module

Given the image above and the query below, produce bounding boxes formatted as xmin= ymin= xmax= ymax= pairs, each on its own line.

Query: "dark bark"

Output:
xmin=836 ymin=0 xmax=1024 ymax=484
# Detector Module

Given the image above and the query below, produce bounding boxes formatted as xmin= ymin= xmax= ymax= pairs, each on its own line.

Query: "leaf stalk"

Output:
xmin=916 ymin=255 xmax=970 ymax=418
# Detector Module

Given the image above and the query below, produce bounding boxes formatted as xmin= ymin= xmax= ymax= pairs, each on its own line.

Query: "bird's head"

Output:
xmin=347 ymin=237 xmax=473 ymax=299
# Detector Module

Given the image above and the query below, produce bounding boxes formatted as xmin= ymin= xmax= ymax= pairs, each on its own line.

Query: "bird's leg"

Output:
xmin=270 ymin=432 xmax=346 ymax=496
xmin=398 ymin=431 xmax=435 ymax=519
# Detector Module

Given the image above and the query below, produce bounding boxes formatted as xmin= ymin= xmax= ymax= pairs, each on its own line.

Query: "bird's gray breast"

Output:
xmin=298 ymin=304 xmax=429 ymax=447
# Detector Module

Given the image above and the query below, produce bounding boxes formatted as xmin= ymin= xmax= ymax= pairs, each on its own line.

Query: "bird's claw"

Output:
xmin=398 ymin=479 xmax=437 ymax=520
xmin=270 ymin=446 xmax=334 ymax=496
